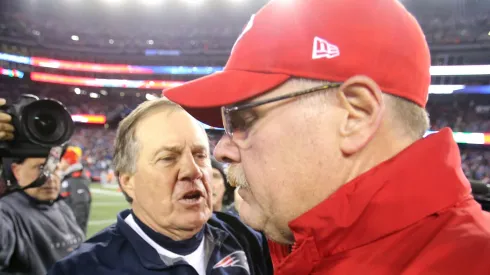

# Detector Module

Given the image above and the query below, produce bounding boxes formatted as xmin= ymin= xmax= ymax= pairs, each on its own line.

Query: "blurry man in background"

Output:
xmin=49 ymin=98 xmax=271 ymax=275
xmin=60 ymin=146 xmax=92 ymax=235
xmin=224 ymin=188 xmax=243 ymax=217
xmin=164 ymin=0 xmax=490 ymax=273
xmin=210 ymin=157 xmax=234 ymax=212
xmin=0 ymin=157 xmax=84 ymax=275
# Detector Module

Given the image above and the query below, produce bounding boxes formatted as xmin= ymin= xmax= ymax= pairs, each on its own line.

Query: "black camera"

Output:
xmin=0 ymin=94 xmax=74 ymax=158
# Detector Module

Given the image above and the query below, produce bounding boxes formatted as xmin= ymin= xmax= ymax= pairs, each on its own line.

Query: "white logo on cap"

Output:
xmin=231 ymin=14 xmax=255 ymax=54
xmin=312 ymin=36 xmax=340 ymax=59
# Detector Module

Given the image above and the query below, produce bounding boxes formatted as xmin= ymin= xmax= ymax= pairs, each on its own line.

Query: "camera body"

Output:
xmin=0 ymin=94 xmax=74 ymax=158
xmin=0 ymin=94 xmax=74 ymax=197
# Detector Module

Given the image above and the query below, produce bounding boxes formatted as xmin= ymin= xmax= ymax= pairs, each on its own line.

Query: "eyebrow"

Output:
xmin=152 ymin=144 xmax=209 ymax=158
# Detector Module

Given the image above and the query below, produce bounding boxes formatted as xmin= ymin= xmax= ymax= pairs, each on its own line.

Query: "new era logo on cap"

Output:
xmin=312 ymin=36 xmax=340 ymax=60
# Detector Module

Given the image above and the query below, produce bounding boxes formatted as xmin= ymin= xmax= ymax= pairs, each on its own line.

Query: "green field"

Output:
xmin=87 ymin=184 xmax=128 ymax=238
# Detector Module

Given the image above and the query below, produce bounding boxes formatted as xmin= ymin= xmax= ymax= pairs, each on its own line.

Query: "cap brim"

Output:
xmin=163 ymin=70 xmax=290 ymax=127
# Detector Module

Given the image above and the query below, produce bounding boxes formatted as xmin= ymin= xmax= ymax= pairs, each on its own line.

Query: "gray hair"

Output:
xmin=113 ymin=98 xmax=183 ymax=202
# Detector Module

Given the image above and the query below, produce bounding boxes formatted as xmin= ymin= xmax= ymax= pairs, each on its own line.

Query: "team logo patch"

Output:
xmin=212 ymin=251 xmax=250 ymax=274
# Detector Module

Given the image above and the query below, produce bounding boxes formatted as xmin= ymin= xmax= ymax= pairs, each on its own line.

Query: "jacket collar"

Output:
xmin=288 ymin=128 xmax=472 ymax=258
xmin=116 ymin=209 xmax=229 ymax=270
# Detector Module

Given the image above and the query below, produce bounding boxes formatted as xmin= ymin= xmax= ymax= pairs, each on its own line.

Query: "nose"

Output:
xmin=178 ymin=153 xmax=204 ymax=182
xmin=214 ymin=134 xmax=240 ymax=164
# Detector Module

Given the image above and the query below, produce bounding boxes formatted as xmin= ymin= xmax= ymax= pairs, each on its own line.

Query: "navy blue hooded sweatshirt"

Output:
xmin=48 ymin=209 xmax=272 ymax=275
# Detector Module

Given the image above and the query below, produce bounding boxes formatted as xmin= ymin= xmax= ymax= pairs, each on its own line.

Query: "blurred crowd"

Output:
xmin=0 ymin=0 xmax=489 ymax=54
xmin=427 ymin=95 xmax=490 ymax=132
xmin=429 ymin=95 xmax=490 ymax=182
xmin=0 ymin=82 xmax=143 ymax=115
xmin=462 ymin=149 xmax=490 ymax=183
xmin=69 ymin=127 xmax=115 ymax=180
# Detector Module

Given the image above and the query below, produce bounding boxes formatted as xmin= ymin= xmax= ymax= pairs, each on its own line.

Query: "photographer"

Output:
xmin=0 ymin=98 xmax=85 ymax=274
xmin=0 ymin=157 xmax=85 ymax=274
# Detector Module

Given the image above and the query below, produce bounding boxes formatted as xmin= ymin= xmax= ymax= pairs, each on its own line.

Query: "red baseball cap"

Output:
xmin=62 ymin=146 xmax=82 ymax=165
xmin=163 ymin=0 xmax=431 ymax=128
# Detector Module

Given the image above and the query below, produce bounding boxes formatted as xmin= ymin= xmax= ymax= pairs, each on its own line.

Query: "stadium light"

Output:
xmin=71 ymin=35 xmax=79 ymax=41
xmin=142 ymin=0 xmax=161 ymax=4
xmin=428 ymin=85 xmax=465 ymax=94
xmin=89 ymin=92 xmax=100 ymax=99
xmin=147 ymin=40 xmax=154 ymax=45
xmin=430 ymin=65 xmax=490 ymax=76
xmin=183 ymin=0 xmax=206 ymax=5
xmin=108 ymin=39 xmax=114 ymax=44
xmin=146 ymin=93 xmax=159 ymax=101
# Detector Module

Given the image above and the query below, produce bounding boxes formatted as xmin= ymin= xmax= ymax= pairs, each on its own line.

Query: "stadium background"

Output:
xmin=0 ymin=0 xmax=489 ymax=237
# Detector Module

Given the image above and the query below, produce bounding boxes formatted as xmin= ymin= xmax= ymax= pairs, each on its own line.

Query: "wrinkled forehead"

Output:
xmin=136 ymin=109 xmax=210 ymax=154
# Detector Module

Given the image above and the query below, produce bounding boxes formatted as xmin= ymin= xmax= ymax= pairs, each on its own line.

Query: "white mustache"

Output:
xmin=227 ymin=165 xmax=249 ymax=189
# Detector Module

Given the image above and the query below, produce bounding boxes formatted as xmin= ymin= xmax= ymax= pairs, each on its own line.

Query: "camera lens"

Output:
xmin=21 ymin=99 xmax=74 ymax=146
xmin=33 ymin=114 xmax=57 ymax=137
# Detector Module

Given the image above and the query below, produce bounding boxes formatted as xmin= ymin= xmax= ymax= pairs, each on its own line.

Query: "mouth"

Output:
xmin=179 ymin=189 xmax=205 ymax=205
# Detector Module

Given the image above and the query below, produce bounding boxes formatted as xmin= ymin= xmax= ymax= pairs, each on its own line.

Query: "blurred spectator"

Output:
xmin=60 ymin=146 xmax=92 ymax=235
xmin=461 ymin=149 xmax=490 ymax=183
xmin=210 ymin=157 xmax=234 ymax=212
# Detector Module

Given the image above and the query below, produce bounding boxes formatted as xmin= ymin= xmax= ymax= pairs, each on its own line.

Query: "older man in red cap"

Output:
xmin=164 ymin=0 xmax=490 ymax=274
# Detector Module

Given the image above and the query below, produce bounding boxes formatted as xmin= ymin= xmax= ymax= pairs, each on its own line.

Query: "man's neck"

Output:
xmin=343 ymin=133 xmax=417 ymax=185
xmin=131 ymin=210 xmax=205 ymax=255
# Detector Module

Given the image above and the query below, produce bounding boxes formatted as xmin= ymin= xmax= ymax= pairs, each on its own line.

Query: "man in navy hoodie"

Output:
xmin=48 ymin=98 xmax=272 ymax=275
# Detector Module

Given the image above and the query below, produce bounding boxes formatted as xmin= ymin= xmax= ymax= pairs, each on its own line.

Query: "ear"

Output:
xmin=11 ymin=163 xmax=21 ymax=182
xmin=336 ymin=75 xmax=385 ymax=155
xmin=119 ymin=173 xmax=135 ymax=201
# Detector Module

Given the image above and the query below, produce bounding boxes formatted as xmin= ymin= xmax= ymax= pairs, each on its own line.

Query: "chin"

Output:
xmin=181 ymin=208 xmax=212 ymax=226
xmin=239 ymin=203 xmax=266 ymax=231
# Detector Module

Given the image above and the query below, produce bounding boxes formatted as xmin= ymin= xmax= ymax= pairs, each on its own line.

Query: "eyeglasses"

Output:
xmin=221 ymin=82 xmax=342 ymax=138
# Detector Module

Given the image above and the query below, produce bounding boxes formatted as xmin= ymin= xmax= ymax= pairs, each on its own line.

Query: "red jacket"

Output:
xmin=269 ymin=128 xmax=490 ymax=274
